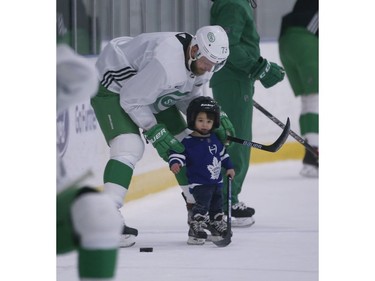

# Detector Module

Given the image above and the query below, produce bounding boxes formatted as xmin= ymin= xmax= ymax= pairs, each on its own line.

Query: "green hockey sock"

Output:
xmin=300 ymin=113 xmax=319 ymax=135
xmin=104 ymin=159 xmax=133 ymax=188
xmin=78 ymin=248 xmax=117 ymax=279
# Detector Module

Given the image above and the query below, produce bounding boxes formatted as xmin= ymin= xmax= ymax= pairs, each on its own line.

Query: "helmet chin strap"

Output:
xmin=187 ymin=44 xmax=198 ymax=72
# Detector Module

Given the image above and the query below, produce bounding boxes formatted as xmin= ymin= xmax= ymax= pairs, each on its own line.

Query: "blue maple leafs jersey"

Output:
xmin=168 ymin=133 xmax=234 ymax=186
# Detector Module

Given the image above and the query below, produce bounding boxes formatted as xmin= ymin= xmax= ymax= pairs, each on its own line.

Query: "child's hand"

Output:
xmin=226 ymin=168 xmax=235 ymax=179
xmin=170 ymin=163 xmax=181 ymax=174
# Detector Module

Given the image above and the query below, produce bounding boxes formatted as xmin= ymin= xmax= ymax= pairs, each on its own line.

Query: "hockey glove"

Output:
xmin=144 ymin=124 xmax=185 ymax=161
xmin=215 ymin=111 xmax=235 ymax=147
xmin=250 ymin=57 xmax=285 ymax=88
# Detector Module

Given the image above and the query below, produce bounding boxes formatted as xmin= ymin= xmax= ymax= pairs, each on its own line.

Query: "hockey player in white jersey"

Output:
xmin=57 ymin=43 xmax=124 ymax=281
xmin=91 ymin=25 xmax=235 ymax=246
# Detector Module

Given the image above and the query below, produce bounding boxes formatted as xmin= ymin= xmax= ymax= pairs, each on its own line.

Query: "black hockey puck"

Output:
xmin=139 ymin=247 xmax=153 ymax=252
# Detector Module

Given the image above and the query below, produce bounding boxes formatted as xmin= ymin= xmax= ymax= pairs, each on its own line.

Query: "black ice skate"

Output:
xmin=229 ymin=202 xmax=255 ymax=228
xmin=187 ymin=213 xmax=208 ymax=245
xmin=206 ymin=213 xmax=231 ymax=242
xmin=300 ymin=146 xmax=319 ymax=178
xmin=120 ymin=225 xmax=138 ymax=248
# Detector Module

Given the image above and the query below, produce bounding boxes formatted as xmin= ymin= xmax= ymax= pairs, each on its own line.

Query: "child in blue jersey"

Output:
xmin=169 ymin=96 xmax=235 ymax=245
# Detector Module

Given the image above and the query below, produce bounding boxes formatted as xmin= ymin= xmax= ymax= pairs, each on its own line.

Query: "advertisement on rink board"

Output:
xmin=57 ymin=100 xmax=109 ymax=187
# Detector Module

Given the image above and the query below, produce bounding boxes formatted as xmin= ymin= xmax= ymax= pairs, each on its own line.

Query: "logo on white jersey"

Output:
xmin=154 ymin=92 xmax=188 ymax=112
xmin=57 ymin=110 xmax=69 ymax=157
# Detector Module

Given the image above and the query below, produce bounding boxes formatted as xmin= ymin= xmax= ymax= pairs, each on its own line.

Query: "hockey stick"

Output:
xmin=212 ymin=176 xmax=232 ymax=247
xmin=253 ymin=100 xmax=318 ymax=159
xmin=226 ymin=117 xmax=291 ymax=153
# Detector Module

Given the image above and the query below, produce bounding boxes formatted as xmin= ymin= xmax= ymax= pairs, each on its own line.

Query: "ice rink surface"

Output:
xmin=57 ymin=160 xmax=318 ymax=281
xmin=5 ymin=4 xmax=375 ymax=280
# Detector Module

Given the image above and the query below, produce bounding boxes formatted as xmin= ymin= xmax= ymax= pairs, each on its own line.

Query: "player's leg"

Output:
xmin=206 ymin=184 xmax=229 ymax=241
xmin=279 ymin=27 xmax=319 ymax=177
xmin=57 ymin=186 xmax=122 ymax=281
xmin=212 ymin=79 xmax=255 ymax=227
xmin=188 ymin=185 xmax=211 ymax=245
xmin=71 ymin=188 xmax=123 ymax=280
xmin=298 ymin=31 xmax=319 ymax=177
xmin=91 ymin=86 xmax=143 ymax=247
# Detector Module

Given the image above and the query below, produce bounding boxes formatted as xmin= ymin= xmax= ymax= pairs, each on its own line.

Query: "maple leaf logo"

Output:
xmin=207 ymin=157 xmax=221 ymax=180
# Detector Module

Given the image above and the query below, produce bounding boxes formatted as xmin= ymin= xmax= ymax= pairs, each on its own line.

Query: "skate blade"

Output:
xmin=229 ymin=216 xmax=255 ymax=228
xmin=119 ymin=234 xmax=136 ymax=248
xmin=300 ymin=164 xmax=319 ymax=178
xmin=207 ymin=235 xmax=225 ymax=242
xmin=187 ymin=237 xmax=205 ymax=245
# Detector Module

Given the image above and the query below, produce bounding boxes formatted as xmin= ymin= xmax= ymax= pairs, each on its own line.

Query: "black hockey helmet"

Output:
xmin=187 ymin=96 xmax=220 ymax=130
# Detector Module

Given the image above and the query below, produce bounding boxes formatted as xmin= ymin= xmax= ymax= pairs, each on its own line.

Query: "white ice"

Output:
xmin=57 ymin=160 xmax=318 ymax=281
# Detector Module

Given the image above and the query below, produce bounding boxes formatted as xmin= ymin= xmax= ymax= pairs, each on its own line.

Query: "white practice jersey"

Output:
xmin=57 ymin=44 xmax=98 ymax=192
xmin=96 ymin=32 xmax=213 ymax=130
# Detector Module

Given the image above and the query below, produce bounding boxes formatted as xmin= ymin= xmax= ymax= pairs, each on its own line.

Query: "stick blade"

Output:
xmin=212 ymin=232 xmax=232 ymax=247
xmin=225 ymin=118 xmax=290 ymax=153
xmin=267 ymin=117 xmax=291 ymax=152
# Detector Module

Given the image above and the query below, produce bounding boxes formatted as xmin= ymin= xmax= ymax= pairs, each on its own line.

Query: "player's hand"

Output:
xmin=170 ymin=163 xmax=181 ymax=174
xmin=250 ymin=57 xmax=285 ymax=88
xmin=226 ymin=168 xmax=235 ymax=179
xmin=215 ymin=111 xmax=235 ymax=147
xmin=144 ymin=124 xmax=184 ymax=161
